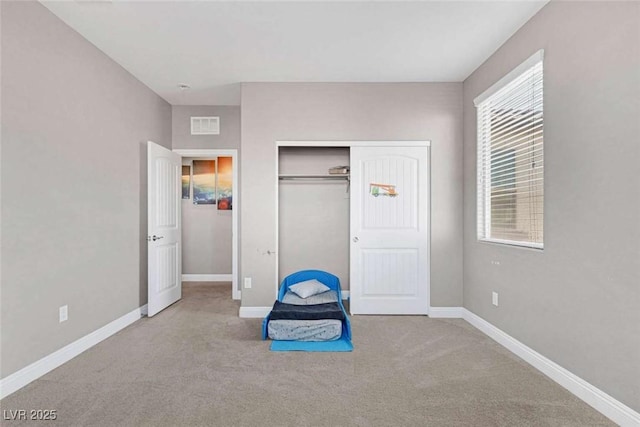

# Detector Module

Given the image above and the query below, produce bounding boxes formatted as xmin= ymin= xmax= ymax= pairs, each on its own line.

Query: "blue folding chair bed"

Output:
xmin=262 ymin=270 xmax=353 ymax=352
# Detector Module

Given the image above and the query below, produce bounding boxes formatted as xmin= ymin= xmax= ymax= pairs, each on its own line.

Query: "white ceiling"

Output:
xmin=41 ymin=1 xmax=548 ymax=106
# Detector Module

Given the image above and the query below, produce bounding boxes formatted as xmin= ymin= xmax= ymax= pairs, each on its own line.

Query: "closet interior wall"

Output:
xmin=278 ymin=147 xmax=350 ymax=291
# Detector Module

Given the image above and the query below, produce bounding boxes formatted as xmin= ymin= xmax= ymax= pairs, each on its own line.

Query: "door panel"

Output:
xmin=361 ymin=249 xmax=418 ymax=296
xmin=362 ymin=156 xmax=418 ymax=230
xmin=350 ymin=146 xmax=429 ymax=315
xmin=148 ymin=141 xmax=182 ymax=317
xmin=155 ymin=244 xmax=179 ymax=293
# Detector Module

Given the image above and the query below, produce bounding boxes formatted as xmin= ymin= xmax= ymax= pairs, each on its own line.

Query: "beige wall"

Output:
xmin=0 ymin=2 xmax=171 ymax=378
xmin=172 ymin=105 xmax=240 ymax=150
xmin=172 ymin=106 xmax=240 ymax=276
xmin=241 ymin=83 xmax=463 ymax=308
xmin=463 ymin=1 xmax=640 ymax=411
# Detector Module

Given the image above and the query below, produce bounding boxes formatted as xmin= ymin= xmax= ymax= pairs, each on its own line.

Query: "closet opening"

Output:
xmin=277 ymin=145 xmax=351 ymax=300
xmin=275 ymin=141 xmax=431 ymax=315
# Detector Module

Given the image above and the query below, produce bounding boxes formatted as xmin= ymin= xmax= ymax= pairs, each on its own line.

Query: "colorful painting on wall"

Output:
xmin=192 ymin=160 xmax=216 ymax=204
xmin=217 ymin=156 xmax=233 ymax=210
xmin=182 ymin=165 xmax=191 ymax=199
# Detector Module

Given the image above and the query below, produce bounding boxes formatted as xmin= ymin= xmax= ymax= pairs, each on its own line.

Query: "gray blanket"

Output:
xmin=269 ymin=301 xmax=345 ymax=321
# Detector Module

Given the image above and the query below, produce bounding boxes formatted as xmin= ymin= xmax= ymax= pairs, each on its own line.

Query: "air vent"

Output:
xmin=191 ymin=117 xmax=220 ymax=135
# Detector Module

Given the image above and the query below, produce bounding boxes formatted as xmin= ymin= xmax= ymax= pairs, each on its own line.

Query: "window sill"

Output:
xmin=478 ymin=238 xmax=544 ymax=251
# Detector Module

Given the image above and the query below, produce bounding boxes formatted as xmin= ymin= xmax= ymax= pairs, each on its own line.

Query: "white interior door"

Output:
xmin=147 ymin=141 xmax=182 ymax=317
xmin=350 ymin=145 xmax=429 ymax=315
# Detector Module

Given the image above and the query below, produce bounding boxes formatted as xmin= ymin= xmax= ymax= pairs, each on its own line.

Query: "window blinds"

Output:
xmin=476 ymin=51 xmax=544 ymax=248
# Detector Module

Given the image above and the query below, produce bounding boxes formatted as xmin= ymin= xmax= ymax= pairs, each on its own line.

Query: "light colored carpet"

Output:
xmin=1 ymin=282 xmax=613 ymax=426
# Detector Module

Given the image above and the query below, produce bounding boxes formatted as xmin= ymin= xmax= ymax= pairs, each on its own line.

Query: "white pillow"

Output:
xmin=282 ymin=290 xmax=338 ymax=306
xmin=288 ymin=279 xmax=331 ymax=299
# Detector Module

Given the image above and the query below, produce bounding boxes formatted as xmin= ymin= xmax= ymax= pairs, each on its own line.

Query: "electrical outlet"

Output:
xmin=244 ymin=277 xmax=252 ymax=289
xmin=59 ymin=305 xmax=68 ymax=323
xmin=491 ymin=260 xmax=501 ymax=266
xmin=492 ymin=292 xmax=499 ymax=307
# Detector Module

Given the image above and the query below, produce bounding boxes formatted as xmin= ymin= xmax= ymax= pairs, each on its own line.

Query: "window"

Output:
xmin=475 ymin=50 xmax=544 ymax=249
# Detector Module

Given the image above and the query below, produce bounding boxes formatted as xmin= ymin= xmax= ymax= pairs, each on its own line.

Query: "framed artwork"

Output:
xmin=182 ymin=165 xmax=191 ymax=199
xmin=217 ymin=156 xmax=233 ymax=210
xmin=192 ymin=159 xmax=216 ymax=204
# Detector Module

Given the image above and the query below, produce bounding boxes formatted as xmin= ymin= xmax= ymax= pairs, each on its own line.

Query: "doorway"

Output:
xmin=174 ymin=149 xmax=239 ymax=300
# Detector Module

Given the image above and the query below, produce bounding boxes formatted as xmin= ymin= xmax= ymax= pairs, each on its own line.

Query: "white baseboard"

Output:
xmin=428 ymin=306 xmax=463 ymax=318
xmin=461 ymin=308 xmax=640 ymax=426
xmin=0 ymin=304 xmax=147 ymax=400
xmin=182 ymin=275 xmax=239 ymax=299
xmin=182 ymin=274 xmax=232 ymax=282
xmin=238 ymin=306 xmax=271 ymax=318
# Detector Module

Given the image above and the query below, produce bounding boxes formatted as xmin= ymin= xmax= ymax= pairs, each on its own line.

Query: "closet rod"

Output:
xmin=278 ymin=175 xmax=349 ymax=181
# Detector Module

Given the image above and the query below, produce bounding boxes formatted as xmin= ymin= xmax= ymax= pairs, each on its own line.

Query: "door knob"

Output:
xmin=353 ymin=237 xmax=359 ymax=243
xmin=152 ymin=235 xmax=164 ymax=241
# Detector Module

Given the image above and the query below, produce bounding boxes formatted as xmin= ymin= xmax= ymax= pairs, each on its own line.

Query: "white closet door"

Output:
xmin=350 ymin=146 xmax=429 ymax=314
